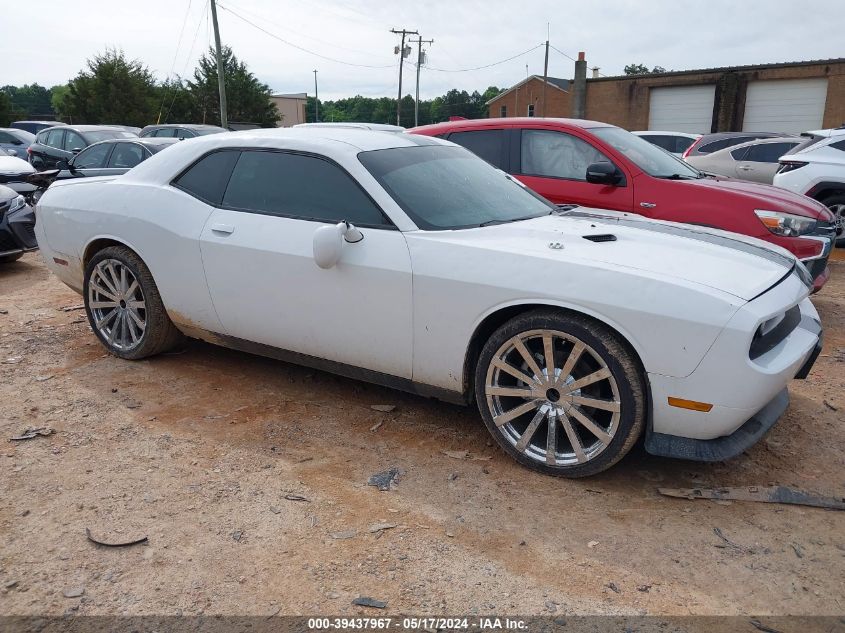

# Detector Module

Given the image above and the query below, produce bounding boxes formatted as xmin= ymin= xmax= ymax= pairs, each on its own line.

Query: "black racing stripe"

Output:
xmin=560 ymin=209 xmax=795 ymax=269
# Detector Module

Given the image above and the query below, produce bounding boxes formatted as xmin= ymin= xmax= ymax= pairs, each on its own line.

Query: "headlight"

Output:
xmin=8 ymin=195 xmax=26 ymax=213
xmin=754 ymin=210 xmax=816 ymax=237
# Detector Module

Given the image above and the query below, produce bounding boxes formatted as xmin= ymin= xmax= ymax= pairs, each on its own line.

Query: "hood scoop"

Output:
xmin=583 ymin=233 xmax=617 ymax=243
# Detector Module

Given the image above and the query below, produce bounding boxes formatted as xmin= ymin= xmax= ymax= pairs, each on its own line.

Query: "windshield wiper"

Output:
xmin=478 ymin=211 xmax=551 ymax=227
xmin=660 ymin=173 xmax=700 ymax=180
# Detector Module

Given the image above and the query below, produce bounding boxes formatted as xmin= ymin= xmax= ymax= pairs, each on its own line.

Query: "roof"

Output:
xmin=590 ymin=57 xmax=845 ymax=81
xmin=272 ymin=93 xmax=307 ymax=99
xmin=141 ymin=123 xmax=226 ymax=131
xmin=409 ymin=117 xmax=613 ymax=135
xmin=294 ymin=122 xmax=405 ymax=132
xmin=486 ymin=75 xmax=571 ymax=105
xmin=122 ymin=127 xmax=448 ymax=185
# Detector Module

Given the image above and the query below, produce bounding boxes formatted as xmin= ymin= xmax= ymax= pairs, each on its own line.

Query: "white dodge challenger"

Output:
xmin=34 ymin=128 xmax=822 ymax=477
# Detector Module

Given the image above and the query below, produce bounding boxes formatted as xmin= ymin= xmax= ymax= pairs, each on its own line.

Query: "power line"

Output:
xmin=156 ymin=0 xmax=194 ymax=123
xmin=424 ymin=43 xmax=544 ymax=72
xmin=549 ymin=44 xmax=608 ymax=76
xmin=216 ymin=2 xmax=394 ymax=69
xmin=162 ymin=0 xmax=209 ymax=123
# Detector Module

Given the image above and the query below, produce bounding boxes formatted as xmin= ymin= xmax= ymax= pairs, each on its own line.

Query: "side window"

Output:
xmin=73 ymin=143 xmax=111 ymax=169
xmin=520 ymin=129 xmax=610 ymax=181
xmin=699 ymin=137 xmax=750 ymax=154
xmin=222 ymin=150 xmax=389 ymax=227
xmin=831 ymin=139 xmax=845 ymax=152
xmin=499 ymin=105 xmax=507 ymax=117
xmin=730 ymin=146 xmax=750 ymax=161
xmin=176 ymin=129 xmax=195 ymax=139
xmin=448 ymin=130 xmax=506 ymax=169
xmin=641 ymin=135 xmax=675 ymax=152
xmin=173 ymin=150 xmax=240 ymax=205
xmin=155 ymin=128 xmax=177 ymax=138
xmin=108 ymin=143 xmax=145 ymax=168
xmin=745 ymin=142 xmax=799 ymax=163
xmin=64 ymin=131 xmax=86 ymax=151
xmin=44 ymin=128 xmax=65 ymax=149
xmin=0 ymin=131 xmax=17 ymax=143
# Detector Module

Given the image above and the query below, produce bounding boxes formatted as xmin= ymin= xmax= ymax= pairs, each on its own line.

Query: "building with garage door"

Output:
xmin=488 ymin=58 xmax=845 ymax=134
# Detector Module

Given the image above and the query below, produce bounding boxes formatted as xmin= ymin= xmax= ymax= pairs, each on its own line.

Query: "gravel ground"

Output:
xmin=0 ymin=252 xmax=843 ymax=617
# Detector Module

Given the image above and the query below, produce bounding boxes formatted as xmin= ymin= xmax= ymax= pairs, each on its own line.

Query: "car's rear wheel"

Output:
xmin=820 ymin=192 xmax=845 ymax=246
xmin=0 ymin=253 xmax=23 ymax=264
xmin=84 ymin=246 xmax=182 ymax=360
xmin=475 ymin=309 xmax=645 ymax=477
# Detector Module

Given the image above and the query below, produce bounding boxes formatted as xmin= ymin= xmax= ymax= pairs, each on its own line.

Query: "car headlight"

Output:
xmin=754 ymin=210 xmax=817 ymax=237
xmin=8 ymin=195 xmax=26 ymax=213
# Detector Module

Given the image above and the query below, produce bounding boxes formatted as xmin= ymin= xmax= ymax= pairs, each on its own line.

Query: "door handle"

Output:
xmin=738 ymin=164 xmax=752 ymax=171
xmin=639 ymin=202 xmax=656 ymax=209
xmin=210 ymin=223 xmax=234 ymax=234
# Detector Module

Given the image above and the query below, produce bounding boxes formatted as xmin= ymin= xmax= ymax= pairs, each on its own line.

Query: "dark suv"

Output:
xmin=28 ymin=126 xmax=137 ymax=169
xmin=139 ymin=123 xmax=226 ymax=139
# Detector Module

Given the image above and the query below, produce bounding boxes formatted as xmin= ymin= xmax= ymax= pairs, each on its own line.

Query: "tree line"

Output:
xmin=0 ymin=47 xmax=280 ymax=129
xmin=1 ymin=47 xmax=505 ymax=130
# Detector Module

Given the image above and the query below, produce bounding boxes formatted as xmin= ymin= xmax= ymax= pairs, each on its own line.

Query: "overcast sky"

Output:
xmin=3 ymin=0 xmax=842 ymax=100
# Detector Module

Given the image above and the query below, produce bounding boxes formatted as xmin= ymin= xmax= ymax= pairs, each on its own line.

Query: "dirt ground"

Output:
xmin=0 ymin=251 xmax=843 ymax=617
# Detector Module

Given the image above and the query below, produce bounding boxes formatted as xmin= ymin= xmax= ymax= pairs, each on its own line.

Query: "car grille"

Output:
xmin=804 ymin=256 xmax=828 ymax=280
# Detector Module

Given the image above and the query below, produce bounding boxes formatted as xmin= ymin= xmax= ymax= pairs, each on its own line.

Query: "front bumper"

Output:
xmin=0 ymin=201 xmax=38 ymax=257
xmin=644 ymin=271 xmax=821 ymax=460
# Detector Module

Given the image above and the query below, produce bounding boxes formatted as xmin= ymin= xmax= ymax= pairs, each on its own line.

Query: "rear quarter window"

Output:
xmin=447 ymin=130 xmax=506 ymax=169
xmin=172 ymin=150 xmax=240 ymax=206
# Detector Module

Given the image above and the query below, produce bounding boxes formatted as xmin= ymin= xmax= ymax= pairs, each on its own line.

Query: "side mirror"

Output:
xmin=312 ymin=221 xmax=364 ymax=269
xmin=585 ymin=161 xmax=622 ymax=186
xmin=70 ymin=147 xmax=83 ymax=154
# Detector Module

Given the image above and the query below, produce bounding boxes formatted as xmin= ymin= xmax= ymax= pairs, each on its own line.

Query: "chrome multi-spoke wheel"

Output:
xmin=88 ymin=258 xmax=146 ymax=351
xmin=476 ymin=311 xmax=644 ymax=477
xmin=486 ymin=329 xmax=620 ymax=466
xmin=84 ymin=246 xmax=182 ymax=360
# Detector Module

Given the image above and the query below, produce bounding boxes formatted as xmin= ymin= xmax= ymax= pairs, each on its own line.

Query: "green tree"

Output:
xmin=155 ymin=78 xmax=197 ymax=124
xmin=61 ymin=49 xmax=159 ymax=126
xmin=624 ymin=63 xmax=668 ymax=75
xmin=50 ymin=84 xmax=70 ymax=121
xmin=0 ymin=91 xmax=12 ymax=127
xmin=188 ymin=47 xmax=279 ymax=127
xmin=2 ymin=84 xmax=54 ymax=118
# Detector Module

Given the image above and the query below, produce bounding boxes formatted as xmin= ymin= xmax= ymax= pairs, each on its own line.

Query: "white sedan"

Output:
xmin=34 ymin=128 xmax=822 ymax=477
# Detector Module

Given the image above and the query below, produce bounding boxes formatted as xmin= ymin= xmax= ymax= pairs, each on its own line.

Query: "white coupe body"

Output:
xmin=34 ymin=128 xmax=822 ymax=475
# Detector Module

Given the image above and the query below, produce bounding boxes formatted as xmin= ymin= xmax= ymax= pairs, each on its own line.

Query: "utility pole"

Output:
xmin=541 ymin=40 xmax=549 ymax=117
xmin=209 ymin=0 xmax=228 ymax=129
xmin=410 ymin=36 xmax=434 ymax=127
xmin=391 ymin=28 xmax=417 ymax=126
xmin=313 ymin=70 xmax=319 ymax=122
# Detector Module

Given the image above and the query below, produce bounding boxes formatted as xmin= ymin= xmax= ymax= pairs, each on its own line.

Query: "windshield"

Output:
xmin=86 ymin=130 xmax=137 ymax=143
xmin=359 ymin=145 xmax=554 ymax=230
xmin=592 ymin=127 xmax=701 ymax=179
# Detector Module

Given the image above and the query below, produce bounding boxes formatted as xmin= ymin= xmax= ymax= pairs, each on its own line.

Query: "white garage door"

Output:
xmin=648 ymin=85 xmax=716 ymax=133
xmin=742 ymin=79 xmax=828 ymax=133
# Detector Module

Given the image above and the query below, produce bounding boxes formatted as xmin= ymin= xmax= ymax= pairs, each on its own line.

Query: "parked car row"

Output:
xmin=408 ymin=117 xmax=836 ymax=292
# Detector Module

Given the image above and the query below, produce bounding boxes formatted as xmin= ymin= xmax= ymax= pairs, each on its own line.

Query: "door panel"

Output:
xmin=515 ymin=129 xmax=633 ymax=210
xmin=199 ymin=211 xmax=413 ymax=378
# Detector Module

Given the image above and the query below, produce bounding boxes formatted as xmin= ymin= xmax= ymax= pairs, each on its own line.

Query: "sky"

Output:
xmin=2 ymin=0 xmax=842 ymax=100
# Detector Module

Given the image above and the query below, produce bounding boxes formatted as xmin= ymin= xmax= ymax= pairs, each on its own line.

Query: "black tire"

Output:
xmin=0 ymin=252 xmax=24 ymax=264
xmin=474 ymin=309 xmax=645 ymax=477
xmin=819 ymin=192 xmax=845 ymax=247
xmin=83 ymin=245 xmax=182 ymax=360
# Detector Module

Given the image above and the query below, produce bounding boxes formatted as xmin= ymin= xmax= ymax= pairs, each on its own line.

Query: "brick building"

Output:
xmin=486 ymin=75 xmax=572 ymax=119
xmin=488 ymin=58 xmax=845 ymax=134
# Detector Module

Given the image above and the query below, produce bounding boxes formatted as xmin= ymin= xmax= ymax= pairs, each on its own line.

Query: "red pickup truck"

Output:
xmin=409 ymin=118 xmax=836 ymax=292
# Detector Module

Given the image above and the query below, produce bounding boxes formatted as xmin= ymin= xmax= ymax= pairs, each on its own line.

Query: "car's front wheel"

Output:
xmin=475 ymin=309 xmax=645 ymax=477
xmin=0 ymin=253 xmax=23 ymax=264
xmin=84 ymin=246 xmax=182 ymax=359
